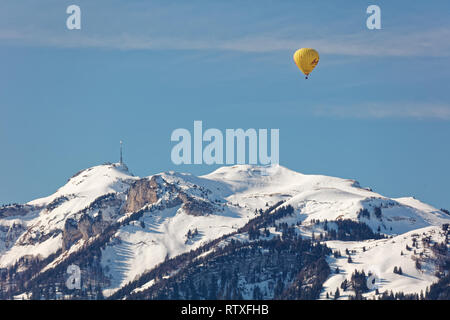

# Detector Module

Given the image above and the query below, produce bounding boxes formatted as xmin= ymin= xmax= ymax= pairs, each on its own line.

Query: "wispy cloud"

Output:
xmin=1 ymin=27 xmax=450 ymax=57
xmin=1 ymin=0 xmax=450 ymax=57
xmin=312 ymin=102 xmax=450 ymax=120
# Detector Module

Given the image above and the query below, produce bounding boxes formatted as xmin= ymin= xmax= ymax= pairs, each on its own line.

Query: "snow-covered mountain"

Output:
xmin=0 ymin=163 xmax=448 ymax=300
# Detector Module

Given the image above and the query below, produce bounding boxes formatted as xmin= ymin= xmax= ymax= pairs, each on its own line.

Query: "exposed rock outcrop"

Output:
xmin=62 ymin=218 xmax=81 ymax=250
xmin=123 ymin=175 xmax=216 ymax=216
xmin=0 ymin=204 xmax=37 ymax=218
xmin=122 ymin=177 xmax=160 ymax=213
xmin=178 ymin=192 xmax=215 ymax=216
xmin=62 ymin=212 xmax=107 ymax=251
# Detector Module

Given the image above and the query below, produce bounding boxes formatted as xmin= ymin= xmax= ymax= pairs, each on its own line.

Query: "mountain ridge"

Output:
xmin=0 ymin=162 xmax=448 ymax=299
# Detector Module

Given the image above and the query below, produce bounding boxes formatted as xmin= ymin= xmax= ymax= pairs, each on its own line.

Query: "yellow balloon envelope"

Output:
xmin=293 ymin=48 xmax=319 ymax=79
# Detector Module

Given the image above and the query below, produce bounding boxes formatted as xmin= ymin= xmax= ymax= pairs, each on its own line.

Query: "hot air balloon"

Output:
xmin=293 ymin=48 xmax=319 ymax=79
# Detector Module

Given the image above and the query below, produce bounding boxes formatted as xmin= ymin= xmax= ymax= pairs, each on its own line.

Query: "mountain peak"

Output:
xmin=27 ymin=163 xmax=136 ymax=208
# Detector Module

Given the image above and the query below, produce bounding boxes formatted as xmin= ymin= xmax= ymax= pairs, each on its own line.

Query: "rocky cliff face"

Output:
xmin=122 ymin=177 xmax=160 ymax=213
xmin=179 ymin=193 xmax=215 ymax=216
xmin=62 ymin=212 xmax=107 ymax=250
xmin=0 ymin=204 xmax=39 ymax=218
xmin=122 ymin=175 xmax=216 ymax=216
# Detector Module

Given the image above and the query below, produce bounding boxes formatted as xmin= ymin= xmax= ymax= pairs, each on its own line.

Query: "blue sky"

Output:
xmin=0 ymin=0 xmax=449 ymax=209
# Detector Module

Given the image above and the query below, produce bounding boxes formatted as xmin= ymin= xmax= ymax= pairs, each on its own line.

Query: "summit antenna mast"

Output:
xmin=120 ymin=140 xmax=123 ymax=165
